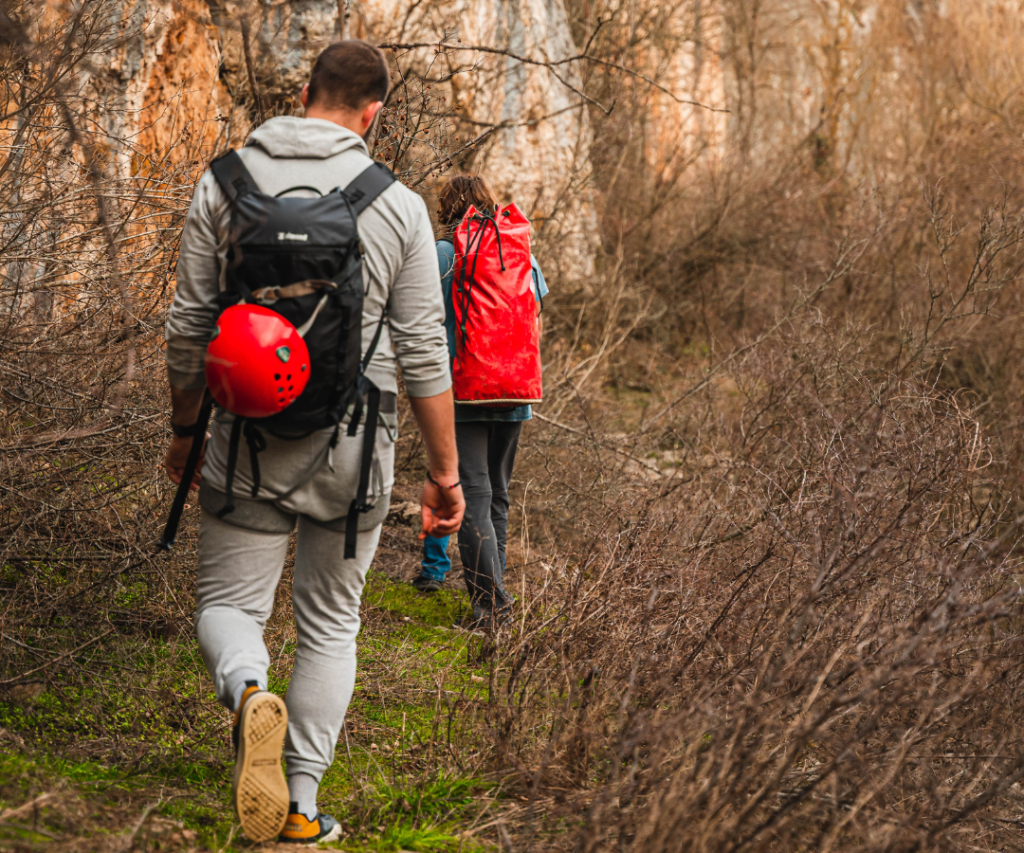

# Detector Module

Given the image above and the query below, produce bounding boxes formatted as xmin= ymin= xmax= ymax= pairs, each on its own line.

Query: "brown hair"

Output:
xmin=437 ymin=176 xmax=497 ymax=232
xmin=306 ymin=40 xmax=390 ymax=112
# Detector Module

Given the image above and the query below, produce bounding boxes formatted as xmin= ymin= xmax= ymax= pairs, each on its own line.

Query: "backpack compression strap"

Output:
xmin=210 ymin=150 xmax=261 ymax=203
xmin=344 ymin=381 xmax=382 ymax=559
xmin=335 ymin=161 xmax=394 ymax=559
xmin=343 ymin=162 xmax=396 ymax=216
xmin=339 ymin=311 xmax=390 ymax=559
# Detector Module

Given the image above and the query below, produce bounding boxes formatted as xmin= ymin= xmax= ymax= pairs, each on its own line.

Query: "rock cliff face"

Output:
xmin=100 ymin=0 xmax=230 ymax=173
xmin=99 ymin=0 xmax=595 ymax=278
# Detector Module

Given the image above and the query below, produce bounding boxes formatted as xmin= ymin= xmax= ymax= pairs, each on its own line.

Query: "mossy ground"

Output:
xmin=0 ymin=554 xmax=502 ymax=853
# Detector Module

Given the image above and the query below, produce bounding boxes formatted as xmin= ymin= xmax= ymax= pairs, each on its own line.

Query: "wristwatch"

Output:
xmin=171 ymin=421 xmax=202 ymax=439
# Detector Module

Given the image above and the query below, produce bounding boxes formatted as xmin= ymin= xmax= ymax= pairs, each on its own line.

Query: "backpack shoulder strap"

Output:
xmin=343 ymin=162 xmax=396 ymax=216
xmin=210 ymin=150 xmax=261 ymax=204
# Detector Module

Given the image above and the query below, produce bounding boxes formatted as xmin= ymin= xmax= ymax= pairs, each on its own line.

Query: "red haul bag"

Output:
xmin=451 ymin=203 xmax=542 ymax=406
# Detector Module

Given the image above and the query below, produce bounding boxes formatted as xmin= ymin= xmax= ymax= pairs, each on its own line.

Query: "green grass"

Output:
xmin=0 ymin=567 xmax=502 ymax=851
xmin=0 ymin=637 xmax=225 ymax=772
xmin=373 ymin=819 xmax=479 ymax=852
xmin=363 ymin=569 xmax=469 ymax=628
xmin=0 ymin=750 xmax=119 ymax=796
xmin=0 ymin=748 xmax=242 ymax=851
xmin=367 ymin=771 xmax=485 ymax=820
xmin=324 ymin=769 xmax=494 ymax=852
xmin=114 ymin=578 xmax=149 ymax=608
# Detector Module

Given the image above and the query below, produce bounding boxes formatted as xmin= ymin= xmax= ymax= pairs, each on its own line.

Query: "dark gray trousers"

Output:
xmin=455 ymin=420 xmax=522 ymax=617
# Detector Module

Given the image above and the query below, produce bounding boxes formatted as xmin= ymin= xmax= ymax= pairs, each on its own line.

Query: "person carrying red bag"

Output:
xmin=413 ymin=176 xmax=547 ymax=633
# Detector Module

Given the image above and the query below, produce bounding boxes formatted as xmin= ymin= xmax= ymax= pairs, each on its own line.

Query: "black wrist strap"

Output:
xmin=427 ymin=472 xmax=461 ymax=490
xmin=172 ymin=421 xmax=202 ymax=439
xmin=159 ymin=390 xmax=214 ymax=551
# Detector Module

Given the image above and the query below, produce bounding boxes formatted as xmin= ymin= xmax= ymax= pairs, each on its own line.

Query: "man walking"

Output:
xmin=163 ymin=40 xmax=464 ymax=843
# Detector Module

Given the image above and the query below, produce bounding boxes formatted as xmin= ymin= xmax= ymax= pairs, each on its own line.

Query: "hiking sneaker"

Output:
xmin=412 ymin=574 xmax=443 ymax=593
xmin=279 ymin=807 xmax=342 ymax=845
xmin=232 ymin=683 xmax=290 ymax=842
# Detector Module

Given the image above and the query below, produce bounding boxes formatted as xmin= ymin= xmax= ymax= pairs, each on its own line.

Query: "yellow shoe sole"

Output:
xmin=232 ymin=691 xmax=289 ymax=842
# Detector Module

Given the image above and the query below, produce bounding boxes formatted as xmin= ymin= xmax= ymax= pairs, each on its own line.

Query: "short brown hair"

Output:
xmin=437 ymin=176 xmax=497 ymax=231
xmin=306 ymin=40 xmax=390 ymax=112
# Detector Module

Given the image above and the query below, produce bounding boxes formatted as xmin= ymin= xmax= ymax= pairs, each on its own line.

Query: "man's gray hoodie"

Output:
xmin=166 ymin=116 xmax=450 ymax=522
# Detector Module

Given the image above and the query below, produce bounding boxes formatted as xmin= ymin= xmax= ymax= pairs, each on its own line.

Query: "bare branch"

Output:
xmin=379 ymin=40 xmax=729 ymax=113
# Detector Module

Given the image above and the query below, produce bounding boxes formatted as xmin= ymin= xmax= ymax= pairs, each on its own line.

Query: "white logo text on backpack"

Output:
xmin=277 ymin=232 xmax=309 ymax=242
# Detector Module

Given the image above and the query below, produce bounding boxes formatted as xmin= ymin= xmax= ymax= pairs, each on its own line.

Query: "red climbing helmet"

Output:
xmin=204 ymin=304 xmax=311 ymax=419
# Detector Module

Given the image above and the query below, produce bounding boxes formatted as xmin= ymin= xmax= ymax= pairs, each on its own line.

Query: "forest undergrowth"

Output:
xmin=6 ymin=0 xmax=1024 ymax=851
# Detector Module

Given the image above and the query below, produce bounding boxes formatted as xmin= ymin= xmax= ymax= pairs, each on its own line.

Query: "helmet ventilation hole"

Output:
xmin=278 ymin=387 xmax=284 ymax=393
xmin=275 ymin=374 xmax=281 ymax=381
xmin=287 ymin=374 xmax=292 ymax=380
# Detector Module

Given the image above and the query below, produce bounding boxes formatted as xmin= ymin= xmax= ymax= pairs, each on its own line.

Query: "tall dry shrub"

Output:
xmin=493 ymin=32 xmax=1024 ymax=828
xmin=554 ymin=0 xmax=1024 ymax=414
xmin=499 ymin=304 xmax=1024 ymax=849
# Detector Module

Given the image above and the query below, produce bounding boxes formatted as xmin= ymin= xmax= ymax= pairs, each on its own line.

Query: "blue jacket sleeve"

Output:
xmin=436 ymin=240 xmax=458 ymax=363
xmin=530 ymin=255 xmax=549 ymax=304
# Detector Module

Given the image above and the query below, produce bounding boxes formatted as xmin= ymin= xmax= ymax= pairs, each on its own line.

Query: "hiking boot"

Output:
xmin=232 ymin=683 xmax=290 ymax=842
xmin=279 ymin=808 xmax=342 ymax=845
xmin=412 ymin=574 xmax=443 ymax=593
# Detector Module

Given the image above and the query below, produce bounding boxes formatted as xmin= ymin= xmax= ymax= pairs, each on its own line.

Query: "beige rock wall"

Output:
xmin=633 ymin=0 xmax=1024 ymax=188
xmin=378 ymin=0 xmax=596 ymax=280
xmin=102 ymin=0 xmax=231 ymax=181
xmin=94 ymin=0 xmax=597 ymax=279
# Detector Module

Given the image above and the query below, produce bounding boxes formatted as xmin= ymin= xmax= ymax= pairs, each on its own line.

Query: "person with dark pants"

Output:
xmin=412 ymin=176 xmax=547 ymax=630
xmin=455 ymin=421 xmax=521 ymax=616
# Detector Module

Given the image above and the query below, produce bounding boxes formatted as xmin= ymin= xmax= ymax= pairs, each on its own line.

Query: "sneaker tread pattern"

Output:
xmin=234 ymin=692 xmax=289 ymax=842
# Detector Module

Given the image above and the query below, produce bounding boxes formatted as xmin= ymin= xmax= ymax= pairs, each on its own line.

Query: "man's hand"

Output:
xmin=408 ymin=389 xmax=463 ymax=540
xmin=164 ymin=434 xmax=208 ymax=490
xmin=419 ymin=474 xmax=465 ymax=539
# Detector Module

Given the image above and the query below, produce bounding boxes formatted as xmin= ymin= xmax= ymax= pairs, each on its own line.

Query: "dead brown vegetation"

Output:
xmin=3 ymin=0 xmax=1024 ymax=851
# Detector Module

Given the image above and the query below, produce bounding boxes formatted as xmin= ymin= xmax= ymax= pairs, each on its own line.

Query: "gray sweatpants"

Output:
xmin=194 ymin=510 xmax=380 ymax=782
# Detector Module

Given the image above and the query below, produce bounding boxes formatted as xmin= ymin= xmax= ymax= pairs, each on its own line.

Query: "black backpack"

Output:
xmin=208 ymin=149 xmax=396 ymax=558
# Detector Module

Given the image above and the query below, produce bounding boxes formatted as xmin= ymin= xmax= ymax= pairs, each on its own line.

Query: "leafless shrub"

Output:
xmin=0 ymin=4 xmax=175 ymax=585
xmin=471 ymin=2 xmax=1024 ymax=846
xmin=499 ymin=308 xmax=1024 ymax=849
